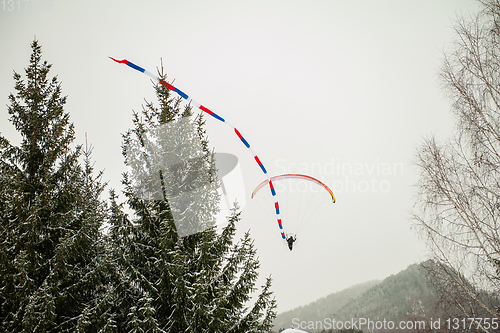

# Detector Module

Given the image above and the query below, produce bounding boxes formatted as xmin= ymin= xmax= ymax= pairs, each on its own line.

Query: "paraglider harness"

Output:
xmin=286 ymin=234 xmax=297 ymax=251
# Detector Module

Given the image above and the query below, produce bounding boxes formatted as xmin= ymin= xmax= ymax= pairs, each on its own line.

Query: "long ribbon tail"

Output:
xmin=110 ymin=57 xmax=286 ymax=240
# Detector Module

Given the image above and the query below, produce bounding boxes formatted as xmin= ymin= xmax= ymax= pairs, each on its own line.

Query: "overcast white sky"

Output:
xmin=0 ymin=0 xmax=481 ymax=314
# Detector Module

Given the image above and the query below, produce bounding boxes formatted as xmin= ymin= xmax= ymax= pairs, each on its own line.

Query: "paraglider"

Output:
xmin=286 ymin=234 xmax=297 ymax=251
xmin=252 ymin=174 xmax=335 ymax=250
xmin=110 ymin=57 xmax=287 ymax=239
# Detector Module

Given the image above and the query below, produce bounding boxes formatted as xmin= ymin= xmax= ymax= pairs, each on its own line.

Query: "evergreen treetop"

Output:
xmin=0 ymin=39 xmax=107 ymax=333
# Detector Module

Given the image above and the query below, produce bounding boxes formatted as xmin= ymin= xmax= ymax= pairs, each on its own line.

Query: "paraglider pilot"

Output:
xmin=286 ymin=235 xmax=296 ymax=251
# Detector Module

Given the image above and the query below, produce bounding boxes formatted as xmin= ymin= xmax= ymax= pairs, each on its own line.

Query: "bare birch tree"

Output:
xmin=413 ymin=0 xmax=500 ymax=329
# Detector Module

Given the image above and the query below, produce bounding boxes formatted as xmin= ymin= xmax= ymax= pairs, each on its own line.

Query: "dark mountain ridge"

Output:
xmin=273 ymin=261 xmax=474 ymax=332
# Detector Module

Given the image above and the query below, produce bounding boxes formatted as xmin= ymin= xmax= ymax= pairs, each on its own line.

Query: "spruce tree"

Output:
xmin=108 ymin=68 xmax=277 ymax=332
xmin=0 ymin=40 xmax=107 ymax=332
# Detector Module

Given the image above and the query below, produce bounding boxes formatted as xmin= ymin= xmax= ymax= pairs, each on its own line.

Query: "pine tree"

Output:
xmin=0 ymin=40 xmax=107 ymax=332
xmin=108 ymin=67 xmax=277 ymax=332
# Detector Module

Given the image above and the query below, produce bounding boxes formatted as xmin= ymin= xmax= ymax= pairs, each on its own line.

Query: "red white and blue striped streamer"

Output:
xmin=110 ymin=57 xmax=286 ymax=240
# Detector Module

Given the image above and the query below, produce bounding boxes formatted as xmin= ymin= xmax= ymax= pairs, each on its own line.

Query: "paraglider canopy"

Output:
xmin=251 ymin=174 xmax=335 ymax=247
xmin=252 ymin=174 xmax=335 ymax=203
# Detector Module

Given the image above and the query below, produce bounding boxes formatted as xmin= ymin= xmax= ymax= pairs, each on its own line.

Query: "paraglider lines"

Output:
xmin=110 ymin=57 xmax=286 ymax=239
